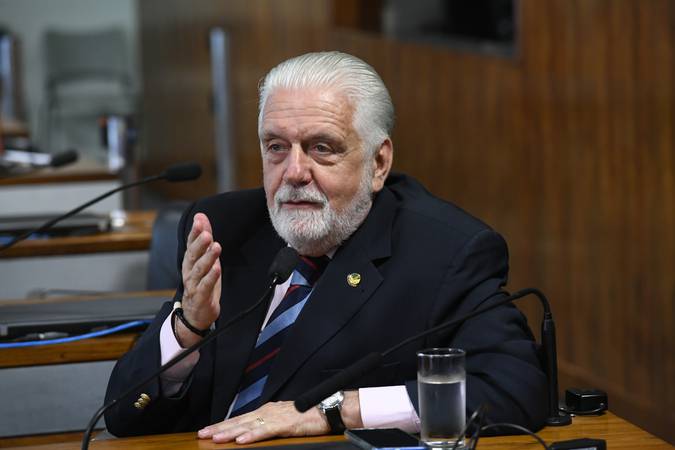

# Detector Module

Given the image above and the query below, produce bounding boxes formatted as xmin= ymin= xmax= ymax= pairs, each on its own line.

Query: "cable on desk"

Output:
xmin=0 ymin=320 xmax=151 ymax=349
xmin=448 ymin=405 xmax=550 ymax=450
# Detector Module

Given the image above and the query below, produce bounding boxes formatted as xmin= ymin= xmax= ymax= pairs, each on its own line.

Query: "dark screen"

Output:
xmin=347 ymin=429 xmax=421 ymax=447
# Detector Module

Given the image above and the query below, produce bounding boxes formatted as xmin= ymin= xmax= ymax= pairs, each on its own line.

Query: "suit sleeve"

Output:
xmin=104 ymin=203 xmax=204 ymax=436
xmin=408 ymin=229 xmax=548 ymax=432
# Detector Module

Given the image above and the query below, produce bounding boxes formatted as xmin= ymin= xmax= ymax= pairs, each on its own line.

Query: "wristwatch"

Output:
xmin=318 ymin=390 xmax=346 ymax=434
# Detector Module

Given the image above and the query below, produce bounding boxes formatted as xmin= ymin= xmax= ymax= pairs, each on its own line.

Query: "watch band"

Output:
xmin=323 ymin=406 xmax=346 ymax=434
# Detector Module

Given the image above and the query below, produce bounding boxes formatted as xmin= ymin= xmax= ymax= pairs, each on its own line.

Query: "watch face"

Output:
xmin=321 ymin=391 xmax=344 ymax=409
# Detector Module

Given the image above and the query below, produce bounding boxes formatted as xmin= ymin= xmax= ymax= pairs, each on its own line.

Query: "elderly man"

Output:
xmin=105 ymin=51 xmax=547 ymax=442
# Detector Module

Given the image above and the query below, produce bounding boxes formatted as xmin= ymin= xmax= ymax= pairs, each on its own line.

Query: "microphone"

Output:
xmin=81 ymin=247 xmax=299 ymax=450
xmin=161 ymin=162 xmax=202 ymax=182
xmin=49 ymin=149 xmax=79 ymax=168
xmin=268 ymin=246 xmax=301 ymax=284
xmin=0 ymin=161 xmax=203 ymax=252
xmin=293 ymin=288 xmax=571 ymax=427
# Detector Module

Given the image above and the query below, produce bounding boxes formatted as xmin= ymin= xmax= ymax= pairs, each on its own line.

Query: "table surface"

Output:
xmin=5 ymin=412 xmax=673 ymax=449
xmin=0 ymin=210 xmax=156 ymax=258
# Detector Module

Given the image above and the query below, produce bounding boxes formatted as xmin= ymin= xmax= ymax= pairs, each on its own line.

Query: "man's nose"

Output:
xmin=283 ymin=145 xmax=312 ymax=186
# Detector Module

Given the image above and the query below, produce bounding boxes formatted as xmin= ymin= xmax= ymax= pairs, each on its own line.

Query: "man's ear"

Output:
xmin=370 ymin=138 xmax=393 ymax=193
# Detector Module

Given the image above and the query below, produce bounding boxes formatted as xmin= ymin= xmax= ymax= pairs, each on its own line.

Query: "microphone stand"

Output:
xmin=294 ymin=288 xmax=571 ymax=427
xmin=80 ymin=247 xmax=299 ymax=450
xmin=0 ymin=163 xmax=200 ymax=252
xmin=82 ymin=277 xmax=278 ymax=449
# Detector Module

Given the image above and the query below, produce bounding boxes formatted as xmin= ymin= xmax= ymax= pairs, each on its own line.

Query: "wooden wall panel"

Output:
xmin=138 ymin=0 xmax=331 ymax=198
xmin=137 ymin=0 xmax=674 ymax=442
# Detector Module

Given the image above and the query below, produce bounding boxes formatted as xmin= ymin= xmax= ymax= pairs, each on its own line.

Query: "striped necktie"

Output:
xmin=229 ymin=254 xmax=329 ymax=416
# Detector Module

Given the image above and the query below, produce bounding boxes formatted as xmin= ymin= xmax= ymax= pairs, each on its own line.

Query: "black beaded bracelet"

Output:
xmin=174 ymin=307 xmax=210 ymax=337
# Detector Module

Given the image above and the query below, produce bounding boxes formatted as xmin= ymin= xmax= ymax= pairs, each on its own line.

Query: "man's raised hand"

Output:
xmin=177 ymin=212 xmax=222 ymax=346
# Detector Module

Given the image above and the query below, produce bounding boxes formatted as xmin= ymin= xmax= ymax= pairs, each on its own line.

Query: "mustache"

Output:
xmin=274 ymin=184 xmax=327 ymax=205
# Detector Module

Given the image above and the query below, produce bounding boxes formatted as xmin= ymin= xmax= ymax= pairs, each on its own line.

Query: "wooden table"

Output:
xmin=0 ymin=211 xmax=156 ymax=259
xmin=4 ymin=412 xmax=673 ymax=449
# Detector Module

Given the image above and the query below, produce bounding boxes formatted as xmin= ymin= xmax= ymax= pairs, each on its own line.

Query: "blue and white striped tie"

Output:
xmin=229 ymin=255 xmax=329 ymax=416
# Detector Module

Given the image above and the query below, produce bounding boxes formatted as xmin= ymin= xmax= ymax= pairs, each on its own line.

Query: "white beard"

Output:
xmin=268 ymin=172 xmax=373 ymax=256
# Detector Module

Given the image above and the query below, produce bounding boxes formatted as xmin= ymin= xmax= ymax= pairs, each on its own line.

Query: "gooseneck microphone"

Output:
xmin=294 ymin=288 xmax=571 ymax=427
xmin=81 ymin=247 xmax=299 ymax=450
xmin=49 ymin=149 xmax=79 ymax=168
xmin=267 ymin=247 xmax=301 ymax=284
xmin=0 ymin=162 xmax=202 ymax=252
xmin=161 ymin=162 xmax=203 ymax=182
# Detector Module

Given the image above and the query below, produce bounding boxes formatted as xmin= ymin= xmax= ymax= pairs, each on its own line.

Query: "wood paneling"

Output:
xmin=137 ymin=0 xmax=674 ymax=443
xmin=137 ymin=0 xmax=331 ymax=199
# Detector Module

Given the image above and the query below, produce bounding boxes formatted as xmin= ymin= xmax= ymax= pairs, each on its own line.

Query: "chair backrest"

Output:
xmin=44 ymin=28 xmax=131 ymax=88
xmin=146 ymin=202 xmax=189 ymax=291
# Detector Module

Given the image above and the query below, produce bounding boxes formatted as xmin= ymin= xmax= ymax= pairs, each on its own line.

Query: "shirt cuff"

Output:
xmin=358 ymin=385 xmax=421 ymax=433
xmin=159 ymin=311 xmax=200 ymax=389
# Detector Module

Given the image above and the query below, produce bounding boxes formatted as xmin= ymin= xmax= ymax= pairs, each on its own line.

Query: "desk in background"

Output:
xmin=0 ymin=211 xmax=156 ymax=299
xmin=0 ymin=158 xmax=149 ymax=299
xmin=0 ymin=291 xmax=173 ymax=441
xmin=0 ymin=210 xmax=155 ymax=259
xmin=0 ymin=289 xmax=173 ymax=369
xmin=0 ymin=158 xmax=121 ymax=216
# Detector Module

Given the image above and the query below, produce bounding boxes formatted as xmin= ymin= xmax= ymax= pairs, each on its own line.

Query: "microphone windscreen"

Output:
xmin=163 ymin=162 xmax=202 ymax=182
xmin=268 ymin=247 xmax=299 ymax=284
xmin=50 ymin=149 xmax=79 ymax=167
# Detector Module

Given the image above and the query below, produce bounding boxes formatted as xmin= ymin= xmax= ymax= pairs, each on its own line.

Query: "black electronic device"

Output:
xmin=345 ymin=428 xmax=425 ymax=450
xmin=550 ymin=438 xmax=606 ymax=450
xmin=563 ymin=389 xmax=608 ymax=415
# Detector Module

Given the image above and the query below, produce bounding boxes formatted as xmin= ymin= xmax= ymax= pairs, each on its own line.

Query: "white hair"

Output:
xmin=258 ymin=51 xmax=395 ymax=156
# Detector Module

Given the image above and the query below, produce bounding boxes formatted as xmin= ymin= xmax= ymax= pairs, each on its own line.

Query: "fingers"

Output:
xmin=198 ymin=415 xmax=262 ymax=444
xmin=190 ymin=240 xmax=221 ymax=285
xmin=183 ymin=222 xmax=215 ymax=273
xmin=186 ymin=213 xmax=210 ymax=247
xmin=199 ymin=414 xmax=279 ymax=444
xmin=180 ymin=213 xmax=222 ymax=332
xmin=183 ymin=213 xmax=219 ymax=286
xmin=197 ymin=401 xmax=329 ymax=444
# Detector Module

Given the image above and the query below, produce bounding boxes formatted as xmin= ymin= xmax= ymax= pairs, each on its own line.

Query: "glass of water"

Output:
xmin=417 ymin=348 xmax=466 ymax=448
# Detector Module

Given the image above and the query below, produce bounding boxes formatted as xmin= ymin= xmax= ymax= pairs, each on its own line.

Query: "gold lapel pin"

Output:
xmin=347 ymin=273 xmax=361 ymax=287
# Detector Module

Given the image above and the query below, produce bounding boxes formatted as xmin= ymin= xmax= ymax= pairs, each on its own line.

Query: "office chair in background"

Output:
xmin=146 ymin=202 xmax=188 ymax=291
xmin=41 ymin=28 xmax=136 ymax=155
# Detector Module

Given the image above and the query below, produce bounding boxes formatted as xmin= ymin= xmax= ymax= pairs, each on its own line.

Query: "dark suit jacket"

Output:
xmin=105 ymin=173 xmax=548 ymax=436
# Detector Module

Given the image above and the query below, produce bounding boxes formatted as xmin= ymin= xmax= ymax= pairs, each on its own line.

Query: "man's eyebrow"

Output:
xmin=308 ymin=132 xmax=341 ymax=143
xmin=260 ymin=130 xmax=343 ymax=143
xmin=260 ymin=130 xmax=283 ymax=141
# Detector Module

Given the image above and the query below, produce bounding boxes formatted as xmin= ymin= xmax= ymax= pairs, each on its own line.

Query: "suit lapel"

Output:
xmin=210 ymin=222 xmax=285 ymax=423
xmin=259 ymin=188 xmax=397 ymax=403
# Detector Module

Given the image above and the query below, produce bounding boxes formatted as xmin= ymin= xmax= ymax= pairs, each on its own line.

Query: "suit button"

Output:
xmin=134 ymin=393 xmax=151 ymax=410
